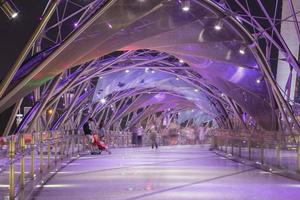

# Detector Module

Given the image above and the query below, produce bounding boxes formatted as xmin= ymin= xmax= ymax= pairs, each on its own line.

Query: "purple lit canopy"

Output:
xmin=0 ymin=0 xmax=282 ymax=133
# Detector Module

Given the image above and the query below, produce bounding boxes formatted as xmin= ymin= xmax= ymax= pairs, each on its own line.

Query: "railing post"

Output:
xmin=238 ymin=139 xmax=242 ymax=157
xmin=60 ymin=132 xmax=64 ymax=160
xmin=47 ymin=132 xmax=51 ymax=169
xmin=66 ymin=130 xmax=70 ymax=157
xmin=39 ymin=132 xmax=44 ymax=173
xmin=276 ymin=131 xmax=281 ymax=168
xmin=20 ymin=134 xmax=25 ymax=189
xmin=9 ymin=136 xmax=15 ymax=200
xmin=248 ymin=137 xmax=251 ymax=160
xmin=82 ymin=135 xmax=89 ymax=152
xmin=76 ymin=132 xmax=80 ymax=155
xmin=298 ymin=135 xmax=300 ymax=172
xmin=72 ymin=130 xmax=75 ymax=156
xmin=260 ymin=137 xmax=264 ymax=165
xmin=30 ymin=133 xmax=35 ymax=179
xmin=275 ymin=143 xmax=281 ymax=168
xmin=231 ymin=137 xmax=234 ymax=155
xmin=54 ymin=132 xmax=58 ymax=165
xmin=225 ymin=137 xmax=228 ymax=153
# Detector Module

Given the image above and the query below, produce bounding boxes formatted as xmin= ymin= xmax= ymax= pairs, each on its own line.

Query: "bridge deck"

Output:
xmin=34 ymin=145 xmax=300 ymax=200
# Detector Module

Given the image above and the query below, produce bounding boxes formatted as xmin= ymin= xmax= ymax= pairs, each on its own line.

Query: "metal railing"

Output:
xmin=210 ymin=129 xmax=300 ymax=175
xmin=0 ymin=130 xmax=157 ymax=199
xmin=0 ymin=129 xmax=201 ymax=199
xmin=0 ymin=130 xmax=87 ymax=200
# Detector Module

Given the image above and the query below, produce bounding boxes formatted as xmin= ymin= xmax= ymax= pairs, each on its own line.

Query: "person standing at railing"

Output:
xmin=83 ymin=118 xmax=98 ymax=155
xmin=137 ymin=124 xmax=143 ymax=147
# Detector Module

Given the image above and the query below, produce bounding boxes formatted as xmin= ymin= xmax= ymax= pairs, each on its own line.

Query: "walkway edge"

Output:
xmin=212 ymin=149 xmax=300 ymax=181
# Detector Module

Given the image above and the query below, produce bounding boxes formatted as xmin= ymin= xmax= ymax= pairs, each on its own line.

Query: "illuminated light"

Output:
xmin=100 ymin=98 xmax=106 ymax=104
xmin=194 ymin=89 xmax=199 ymax=92
xmin=145 ymin=67 xmax=150 ymax=72
xmin=256 ymin=78 xmax=261 ymax=84
xmin=191 ymin=109 xmax=194 ymax=112
xmin=151 ymin=70 xmax=155 ymax=74
xmin=214 ymin=20 xmax=223 ymax=31
xmin=110 ymin=105 xmax=114 ymax=108
xmin=176 ymin=77 xmax=179 ymax=80
xmin=0 ymin=0 xmax=19 ymax=19
xmin=107 ymin=23 xmax=112 ymax=29
xmin=99 ymin=76 xmax=103 ymax=79
xmin=84 ymin=88 xmax=88 ymax=91
xmin=47 ymin=109 xmax=53 ymax=115
xmin=74 ymin=22 xmax=79 ymax=27
xmin=125 ymin=69 xmax=130 ymax=73
xmin=214 ymin=24 xmax=222 ymax=30
xmin=179 ymin=59 xmax=184 ymax=63
xmin=239 ymin=46 xmax=246 ymax=55
xmin=181 ymin=0 xmax=190 ymax=12
xmin=43 ymin=184 xmax=74 ymax=188
xmin=11 ymin=12 xmax=17 ymax=18
xmin=239 ymin=49 xmax=245 ymax=55
xmin=221 ymin=93 xmax=225 ymax=97
xmin=0 ymin=184 xmax=9 ymax=188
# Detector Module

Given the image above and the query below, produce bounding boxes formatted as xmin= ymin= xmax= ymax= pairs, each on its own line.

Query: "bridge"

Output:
xmin=0 ymin=0 xmax=300 ymax=199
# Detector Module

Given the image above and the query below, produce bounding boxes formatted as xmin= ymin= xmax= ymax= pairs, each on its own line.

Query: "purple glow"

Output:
xmin=74 ymin=22 xmax=79 ymax=28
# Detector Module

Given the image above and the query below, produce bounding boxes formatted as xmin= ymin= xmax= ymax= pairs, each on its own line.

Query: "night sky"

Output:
xmin=0 ymin=0 xmax=47 ymax=80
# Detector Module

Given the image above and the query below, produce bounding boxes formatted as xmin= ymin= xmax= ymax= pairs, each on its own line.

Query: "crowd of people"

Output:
xmin=83 ymin=118 xmax=210 ymax=155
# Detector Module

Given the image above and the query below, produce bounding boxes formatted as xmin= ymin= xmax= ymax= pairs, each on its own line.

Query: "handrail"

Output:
xmin=0 ymin=129 xmax=204 ymax=199
xmin=210 ymin=129 xmax=300 ymax=176
xmin=0 ymin=130 xmax=86 ymax=200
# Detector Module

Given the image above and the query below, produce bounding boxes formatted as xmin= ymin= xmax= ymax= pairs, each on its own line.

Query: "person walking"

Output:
xmin=131 ymin=125 xmax=138 ymax=147
xmin=137 ymin=124 xmax=143 ymax=147
xmin=149 ymin=123 xmax=158 ymax=149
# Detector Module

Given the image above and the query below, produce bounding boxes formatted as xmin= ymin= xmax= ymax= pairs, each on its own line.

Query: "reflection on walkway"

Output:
xmin=35 ymin=146 xmax=300 ymax=200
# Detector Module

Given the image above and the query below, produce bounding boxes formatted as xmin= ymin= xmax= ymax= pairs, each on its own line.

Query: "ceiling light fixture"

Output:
xmin=0 ymin=0 xmax=19 ymax=19
xmin=181 ymin=0 xmax=190 ymax=12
